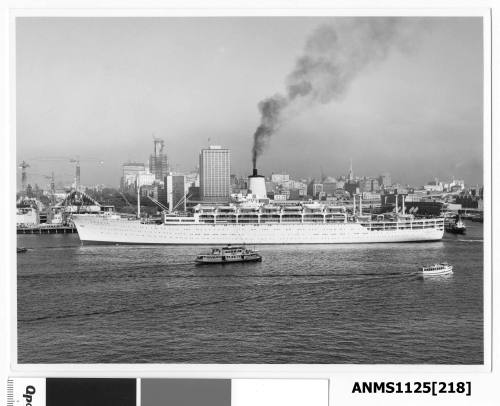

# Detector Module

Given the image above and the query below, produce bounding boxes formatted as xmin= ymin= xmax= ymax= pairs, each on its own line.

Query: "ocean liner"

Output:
xmin=72 ymin=206 xmax=444 ymax=245
xmin=72 ymin=172 xmax=444 ymax=244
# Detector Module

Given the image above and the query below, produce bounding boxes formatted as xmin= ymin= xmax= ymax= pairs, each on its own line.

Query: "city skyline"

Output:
xmin=16 ymin=17 xmax=484 ymax=187
xmin=18 ymin=145 xmax=481 ymax=193
xmin=17 ymin=145 xmax=483 ymax=193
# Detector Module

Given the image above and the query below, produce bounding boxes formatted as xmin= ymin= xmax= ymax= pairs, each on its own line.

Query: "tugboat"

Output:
xmin=195 ymin=245 xmax=262 ymax=264
xmin=421 ymin=262 xmax=453 ymax=276
xmin=445 ymin=215 xmax=466 ymax=234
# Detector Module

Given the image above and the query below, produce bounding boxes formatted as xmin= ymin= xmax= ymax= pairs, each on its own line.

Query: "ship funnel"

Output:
xmin=248 ymin=168 xmax=267 ymax=199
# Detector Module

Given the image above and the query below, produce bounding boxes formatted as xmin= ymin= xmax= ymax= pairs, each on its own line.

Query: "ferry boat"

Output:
xmin=72 ymin=202 xmax=445 ymax=245
xmin=421 ymin=263 xmax=453 ymax=276
xmin=195 ymin=245 xmax=262 ymax=264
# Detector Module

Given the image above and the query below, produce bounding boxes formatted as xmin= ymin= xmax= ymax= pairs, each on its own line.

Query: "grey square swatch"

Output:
xmin=141 ymin=379 xmax=231 ymax=406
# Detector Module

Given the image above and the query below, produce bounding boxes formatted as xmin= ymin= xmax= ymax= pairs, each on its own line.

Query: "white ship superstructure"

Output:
xmin=72 ymin=202 xmax=444 ymax=245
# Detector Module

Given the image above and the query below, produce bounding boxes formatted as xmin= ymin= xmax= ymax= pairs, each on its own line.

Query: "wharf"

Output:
xmin=17 ymin=225 xmax=77 ymax=234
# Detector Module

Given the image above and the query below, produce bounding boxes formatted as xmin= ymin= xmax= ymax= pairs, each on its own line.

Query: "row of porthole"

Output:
xmin=95 ymin=225 xmax=439 ymax=233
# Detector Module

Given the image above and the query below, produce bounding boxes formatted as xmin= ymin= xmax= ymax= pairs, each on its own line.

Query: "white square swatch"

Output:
xmin=232 ymin=379 xmax=329 ymax=406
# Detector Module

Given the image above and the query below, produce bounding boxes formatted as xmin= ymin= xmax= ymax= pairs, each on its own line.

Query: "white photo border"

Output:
xmin=5 ymin=4 xmax=493 ymax=380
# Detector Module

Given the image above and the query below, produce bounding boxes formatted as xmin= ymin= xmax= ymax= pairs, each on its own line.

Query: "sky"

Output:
xmin=16 ymin=17 xmax=484 ymax=188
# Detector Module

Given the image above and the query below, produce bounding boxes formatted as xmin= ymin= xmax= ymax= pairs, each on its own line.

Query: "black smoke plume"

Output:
xmin=251 ymin=17 xmax=421 ymax=169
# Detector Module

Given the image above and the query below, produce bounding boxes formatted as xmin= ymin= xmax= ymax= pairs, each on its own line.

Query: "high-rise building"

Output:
xmin=322 ymin=177 xmax=337 ymax=196
xmin=347 ymin=158 xmax=354 ymax=182
xmin=313 ymin=183 xmax=323 ymax=197
xmin=379 ymin=173 xmax=391 ymax=188
xmin=358 ymin=177 xmax=379 ymax=193
xmin=75 ymin=162 xmax=81 ymax=189
xmin=370 ymin=178 xmax=380 ymax=192
xmin=199 ymin=145 xmax=231 ymax=202
xmin=307 ymin=180 xmax=323 ymax=197
xmin=149 ymin=138 xmax=169 ymax=181
xmin=137 ymin=172 xmax=156 ymax=187
xmin=121 ymin=162 xmax=147 ymax=191
xmin=165 ymin=174 xmax=187 ymax=212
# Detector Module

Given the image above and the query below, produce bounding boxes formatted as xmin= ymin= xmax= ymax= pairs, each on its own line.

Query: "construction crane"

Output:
xmin=29 ymin=156 xmax=104 ymax=190
xmin=18 ymin=161 xmax=71 ymax=192
xmin=69 ymin=156 xmax=104 ymax=189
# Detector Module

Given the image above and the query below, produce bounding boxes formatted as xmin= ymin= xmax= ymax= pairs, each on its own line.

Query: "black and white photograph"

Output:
xmin=15 ymin=15 xmax=486 ymax=364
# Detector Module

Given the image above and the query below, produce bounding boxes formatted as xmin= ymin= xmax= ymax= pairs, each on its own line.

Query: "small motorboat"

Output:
xmin=17 ymin=247 xmax=28 ymax=253
xmin=195 ymin=245 xmax=262 ymax=264
xmin=421 ymin=262 xmax=453 ymax=276
xmin=445 ymin=215 xmax=466 ymax=234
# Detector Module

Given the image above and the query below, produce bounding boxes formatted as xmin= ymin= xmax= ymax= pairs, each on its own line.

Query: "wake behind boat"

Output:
xmin=195 ymin=245 xmax=262 ymax=264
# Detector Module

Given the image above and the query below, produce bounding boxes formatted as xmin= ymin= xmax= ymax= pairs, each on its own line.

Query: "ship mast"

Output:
xmin=136 ymin=175 xmax=141 ymax=219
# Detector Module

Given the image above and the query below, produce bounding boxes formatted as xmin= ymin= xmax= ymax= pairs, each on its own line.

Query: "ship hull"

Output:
xmin=445 ymin=226 xmax=466 ymax=235
xmin=196 ymin=255 xmax=262 ymax=264
xmin=73 ymin=215 xmax=444 ymax=245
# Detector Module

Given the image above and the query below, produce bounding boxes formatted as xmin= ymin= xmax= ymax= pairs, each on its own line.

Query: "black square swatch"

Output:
xmin=46 ymin=378 xmax=136 ymax=406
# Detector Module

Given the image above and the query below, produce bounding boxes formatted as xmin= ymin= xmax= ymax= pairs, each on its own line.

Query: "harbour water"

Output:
xmin=17 ymin=222 xmax=484 ymax=364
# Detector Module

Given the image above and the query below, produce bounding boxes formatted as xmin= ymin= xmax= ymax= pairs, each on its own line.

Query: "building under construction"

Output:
xmin=149 ymin=138 xmax=169 ymax=181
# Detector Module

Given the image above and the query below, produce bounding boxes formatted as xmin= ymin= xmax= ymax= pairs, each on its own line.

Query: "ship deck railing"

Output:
xmin=167 ymin=213 xmax=443 ymax=228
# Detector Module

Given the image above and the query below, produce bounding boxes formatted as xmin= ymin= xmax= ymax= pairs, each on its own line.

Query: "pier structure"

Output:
xmin=17 ymin=224 xmax=77 ymax=234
